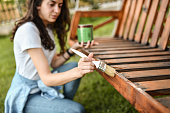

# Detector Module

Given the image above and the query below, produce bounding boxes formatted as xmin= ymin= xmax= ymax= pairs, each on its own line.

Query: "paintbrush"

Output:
xmin=70 ymin=48 xmax=116 ymax=77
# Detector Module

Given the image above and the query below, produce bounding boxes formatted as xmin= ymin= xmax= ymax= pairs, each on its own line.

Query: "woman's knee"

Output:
xmin=67 ymin=102 xmax=85 ymax=113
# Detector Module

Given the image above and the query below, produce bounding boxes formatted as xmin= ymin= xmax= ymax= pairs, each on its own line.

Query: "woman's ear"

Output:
xmin=37 ymin=6 xmax=41 ymax=10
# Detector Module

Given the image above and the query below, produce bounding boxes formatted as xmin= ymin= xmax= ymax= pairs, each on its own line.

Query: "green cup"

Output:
xmin=77 ymin=24 xmax=93 ymax=44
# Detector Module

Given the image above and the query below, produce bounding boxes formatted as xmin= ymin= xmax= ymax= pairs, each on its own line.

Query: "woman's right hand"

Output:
xmin=76 ymin=53 xmax=95 ymax=77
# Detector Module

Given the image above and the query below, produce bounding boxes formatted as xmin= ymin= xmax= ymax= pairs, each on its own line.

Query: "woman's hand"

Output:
xmin=71 ymin=40 xmax=99 ymax=50
xmin=76 ymin=53 xmax=95 ymax=77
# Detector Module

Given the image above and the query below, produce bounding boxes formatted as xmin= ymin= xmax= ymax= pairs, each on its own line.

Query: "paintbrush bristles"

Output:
xmin=105 ymin=65 xmax=116 ymax=77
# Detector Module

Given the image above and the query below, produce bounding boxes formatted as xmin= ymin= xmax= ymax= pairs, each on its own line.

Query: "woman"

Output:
xmin=5 ymin=0 xmax=96 ymax=113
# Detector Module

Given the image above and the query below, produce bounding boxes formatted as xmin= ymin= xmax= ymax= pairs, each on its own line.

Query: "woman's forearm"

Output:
xmin=42 ymin=67 xmax=82 ymax=86
xmin=51 ymin=52 xmax=70 ymax=68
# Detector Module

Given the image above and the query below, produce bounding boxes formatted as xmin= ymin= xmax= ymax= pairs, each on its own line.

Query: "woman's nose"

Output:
xmin=54 ymin=5 xmax=60 ymax=13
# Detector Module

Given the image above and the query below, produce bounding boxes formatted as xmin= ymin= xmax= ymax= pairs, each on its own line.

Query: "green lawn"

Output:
xmin=0 ymin=18 xmax=138 ymax=113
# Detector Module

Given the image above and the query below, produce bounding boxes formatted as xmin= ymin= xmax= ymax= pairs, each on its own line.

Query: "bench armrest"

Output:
xmin=69 ymin=10 xmax=123 ymax=40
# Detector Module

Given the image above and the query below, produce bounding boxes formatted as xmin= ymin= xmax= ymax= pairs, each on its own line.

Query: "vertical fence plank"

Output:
xmin=0 ymin=2 xmax=8 ymax=23
xmin=0 ymin=1 xmax=26 ymax=24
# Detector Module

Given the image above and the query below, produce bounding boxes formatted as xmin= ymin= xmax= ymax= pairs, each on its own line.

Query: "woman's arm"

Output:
xmin=51 ymin=52 xmax=70 ymax=68
xmin=51 ymin=40 xmax=98 ymax=68
xmin=27 ymin=48 xmax=94 ymax=86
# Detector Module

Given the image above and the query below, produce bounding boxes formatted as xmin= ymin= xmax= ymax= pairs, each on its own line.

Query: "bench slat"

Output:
xmin=141 ymin=0 xmax=160 ymax=45
xmin=118 ymin=0 xmax=131 ymax=38
xmin=116 ymin=62 xmax=170 ymax=72
xmin=89 ymin=46 xmax=151 ymax=51
xmin=135 ymin=0 xmax=151 ymax=42
xmin=93 ymin=48 xmax=162 ymax=55
xmin=104 ymin=56 xmax=170 ymax=64
xmin=123 ymin=0 xmax=137 ymax=40
xmin=95 ymin=51 xmax=170 ymax=59
xmin=136 ymin=79 xmax=170 ymax=96
xmin=129 ymin=0 xmax=144 ymax=40
xmin=150 ymin=0 xmax=169 ymax=48
xmin=123 ymin=69 xmax=170 ymax=82
xmin=159 ymin=9 xmax=170 ymax=50
xmin=91 ymin=44 xmax=142 ymax=49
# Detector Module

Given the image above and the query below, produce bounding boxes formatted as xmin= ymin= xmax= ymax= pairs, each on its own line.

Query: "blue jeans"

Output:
xmin=24 ymin=62 xmax=85 ymax=113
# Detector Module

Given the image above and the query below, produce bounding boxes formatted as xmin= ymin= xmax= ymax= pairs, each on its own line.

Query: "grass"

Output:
xmin=0 ymin=18 xmax=138 ymax=113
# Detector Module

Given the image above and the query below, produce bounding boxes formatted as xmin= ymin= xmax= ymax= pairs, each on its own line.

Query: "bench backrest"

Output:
xmin=117 ymin=0 xmax=170 ymax=50
xmin=69 ymin=0 xmax=169 ymax=50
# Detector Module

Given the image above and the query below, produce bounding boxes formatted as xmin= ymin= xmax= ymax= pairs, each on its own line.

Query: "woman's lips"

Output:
xmin=51 ymin=15 xmax=58 ymax=19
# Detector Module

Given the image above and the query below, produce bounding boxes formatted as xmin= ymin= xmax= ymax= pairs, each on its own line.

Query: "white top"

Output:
xmin=14 ymin=22 xmax=56 ymax=80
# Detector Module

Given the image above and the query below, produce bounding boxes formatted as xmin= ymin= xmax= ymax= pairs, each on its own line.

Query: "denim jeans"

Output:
xmin=24 ymin=62 xmax=85 ymax=113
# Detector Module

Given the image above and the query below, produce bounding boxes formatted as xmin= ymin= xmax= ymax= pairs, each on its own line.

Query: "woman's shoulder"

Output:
xmin=17 ymin=22 xmax=39 ymax=33
xmin=14 ymin=22 xmax=41 ymax=43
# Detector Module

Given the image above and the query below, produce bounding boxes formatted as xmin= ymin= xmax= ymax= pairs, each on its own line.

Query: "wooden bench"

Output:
xmin=69 ymin=0 xmax=170 ymax=113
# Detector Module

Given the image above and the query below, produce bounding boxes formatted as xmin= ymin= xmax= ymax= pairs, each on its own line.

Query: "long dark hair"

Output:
xmin=11 ymin=0 xmax=70 ymax=53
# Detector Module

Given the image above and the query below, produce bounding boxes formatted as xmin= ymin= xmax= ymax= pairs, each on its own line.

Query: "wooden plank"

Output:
xmin=118 ymin=0 xmax=131 ymax=38
xmin=8 ymin=3 xmax=15 ymax=20
xmin=104 ymin=56 xmax=170 ymax=64
xmin=134 ymin=0 xmax=151 ymax=43
xmin=3 ymin=3 xmax=11 ymax=21
xmin=95 ymin=51 xmax=170 ymax=59
xmin=141 ymin=0 xmax=160 ymax=45
xmin=93 ymin=39 xmax=133 ymax=44
xmin=123 ymin=69 xmax=170 ymax=81
xmin=69 ymin=12 xmax=81 ymax=40
xmin=156 ymin=96 xmax=170 ymax=109
xmin=116 ymin=62 xmax=170 ymax=72
xmin=98 ymin=70 xmax=170 ymax=113
xmin=93 ymin=17 xmax=115 ymax=30
xmin=115 ymin=0 xmax=127 ymax=37
xmin=93 ymin=48 xmax=162 ymax=55
xmin=129 ymin=0 xmax=144 ymax=40
xmin=123 ymin=0 xmax=137 ymax=40
xmin=79 ymin=10 xmax=122 ymax=17
xmin=0 ymin=2 xmax=8 ymax=22
xmin=90 ymin=43 xmax=142 ymax=49
xmin=150 ymin=0 xmax=169 ymax=47
xmin=136 ymin=79 xmax=170 ymax=96
xmin=92 ymin=41 xmax=140 ymax=46
xmin=13 ymin=3 xmax=20 ymax=19
xmin=0 ymin=3 xmax=3 ymax=23
xmin=159 ymin=9 xmax=170 ymax=50
xmin=89 ymin=46 xmax=150 ymax=52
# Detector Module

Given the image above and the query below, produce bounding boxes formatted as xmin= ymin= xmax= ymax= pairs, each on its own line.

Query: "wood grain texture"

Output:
xmin=150 ymin=0 xmax=169 ymax=47
xmin=134 ymin=0 xmax=151 ymax=42
xmin=141 ymin=0 xmax=159 ymax=45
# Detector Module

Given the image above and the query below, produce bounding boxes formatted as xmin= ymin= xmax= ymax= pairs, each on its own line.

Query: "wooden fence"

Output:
xmin=0 ymin=1 xmax=26 ymax=24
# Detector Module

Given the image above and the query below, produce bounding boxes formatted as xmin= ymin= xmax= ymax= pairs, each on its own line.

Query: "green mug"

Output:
xmin=77 ymin=24 xmax=93 ymax=44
